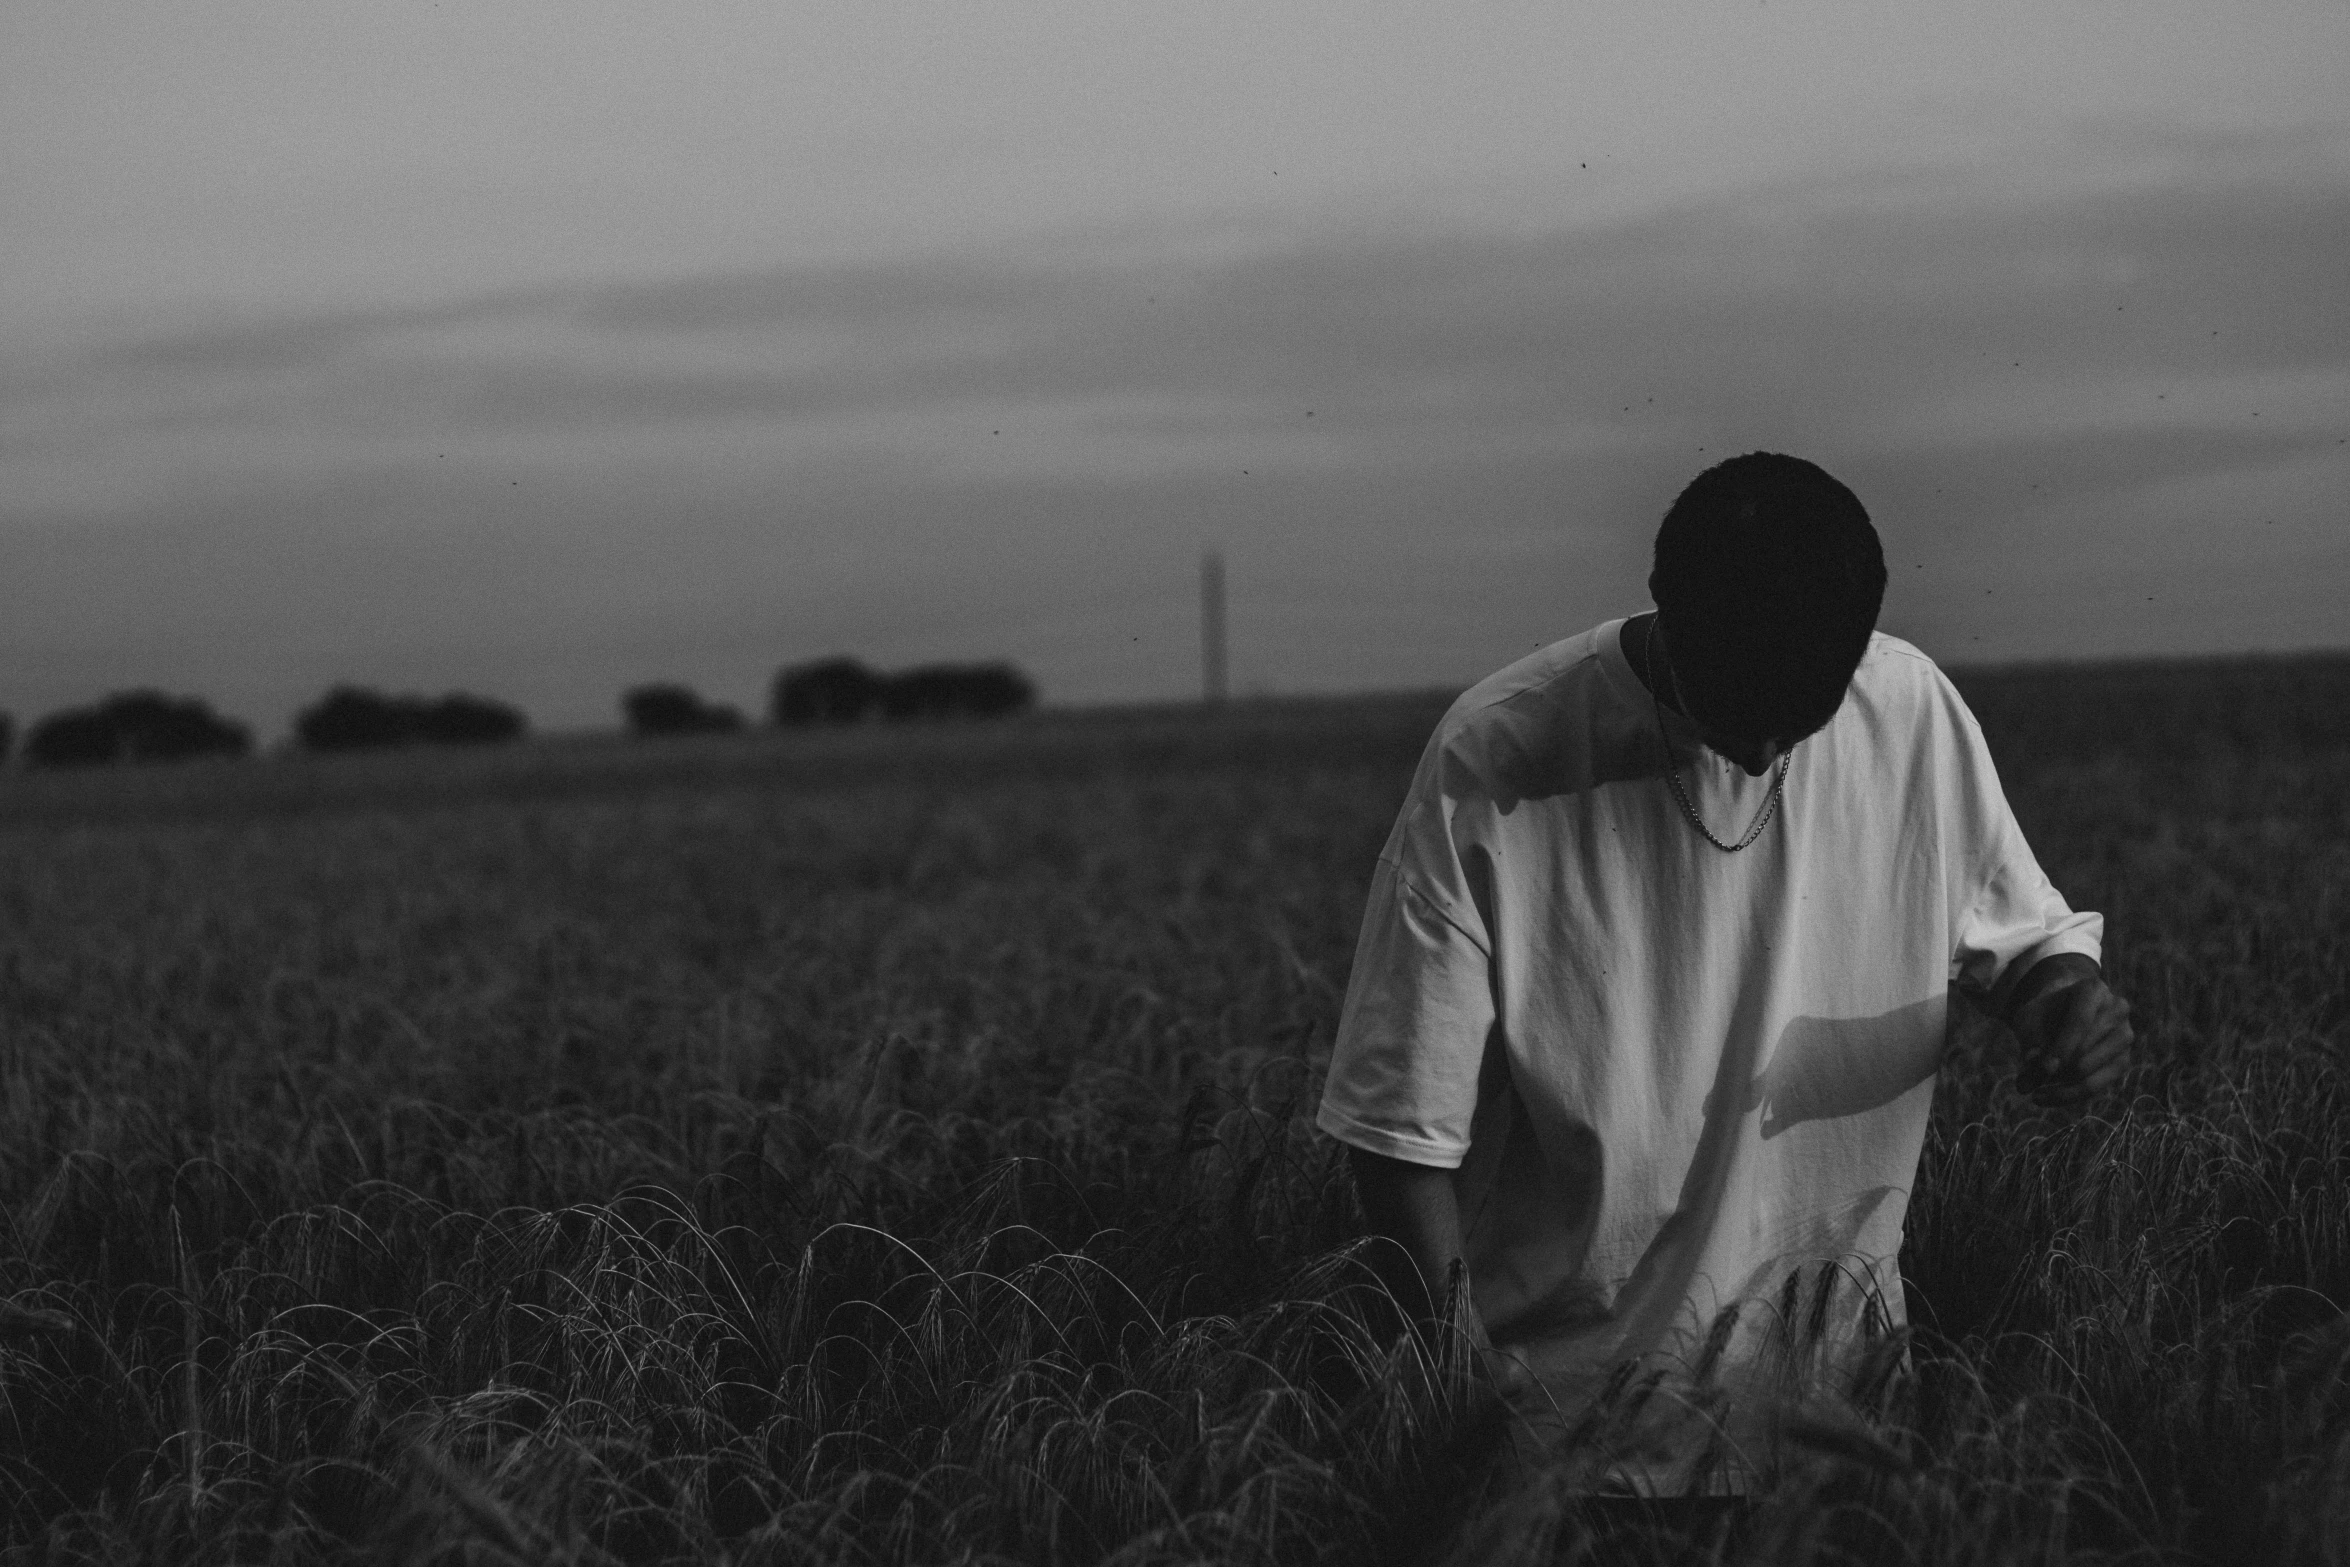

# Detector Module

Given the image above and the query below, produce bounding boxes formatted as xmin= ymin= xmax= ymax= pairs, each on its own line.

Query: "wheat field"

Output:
xmin=2 ymin=660 xmax=2347 ymax=1565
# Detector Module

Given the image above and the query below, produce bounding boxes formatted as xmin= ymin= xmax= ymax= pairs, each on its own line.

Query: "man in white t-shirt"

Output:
xmin=1316 ymin=452 xmax=2133 ymax=1495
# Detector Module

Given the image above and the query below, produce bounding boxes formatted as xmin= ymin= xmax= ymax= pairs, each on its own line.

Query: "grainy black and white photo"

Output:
xmin=2 ymin=4 xmax=2347 ymax=1562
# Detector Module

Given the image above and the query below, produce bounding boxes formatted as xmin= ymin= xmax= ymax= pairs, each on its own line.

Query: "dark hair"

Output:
xmin=1648 ymin=452 xmax=1885 ymax=742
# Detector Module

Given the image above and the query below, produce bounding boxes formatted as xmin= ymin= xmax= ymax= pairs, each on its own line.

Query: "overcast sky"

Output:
xmin=5 ymin=1 xmax=2346 ymax=735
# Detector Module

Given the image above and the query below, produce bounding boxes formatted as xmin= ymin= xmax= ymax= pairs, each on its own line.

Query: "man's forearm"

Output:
xmin=1348 ymin=1145 xmax=1471 ymax=1330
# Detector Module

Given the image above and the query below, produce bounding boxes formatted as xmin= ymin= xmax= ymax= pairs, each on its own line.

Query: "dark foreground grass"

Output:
xmin=0 ymin=662 xmax=2346 ymax=1564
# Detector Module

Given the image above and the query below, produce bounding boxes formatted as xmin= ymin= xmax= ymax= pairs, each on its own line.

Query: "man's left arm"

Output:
xmin=1933 ymin=667 xmax=2136 ymax=1106
xmin=2004 ymin=951 xmax=2135 ymax=1106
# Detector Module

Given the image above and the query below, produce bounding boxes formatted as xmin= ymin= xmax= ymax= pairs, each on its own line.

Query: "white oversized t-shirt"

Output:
xmin=1316 ymin=620 xmax=2101 ymax=1491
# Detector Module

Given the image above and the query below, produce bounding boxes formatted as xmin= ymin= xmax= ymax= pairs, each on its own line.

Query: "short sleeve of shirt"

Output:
xmin=1315 ymin=856 xmax=1497 ymax=1169
xmin=1944 ymin=687 xmax=2104 ymax=1009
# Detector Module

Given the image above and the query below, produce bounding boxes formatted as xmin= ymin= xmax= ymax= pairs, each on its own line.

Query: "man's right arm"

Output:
xmin=1348 ymin=1145 xmax=1484 ymax=1348
xmin=1318 ymin=822 xmax=1498 ymax=1348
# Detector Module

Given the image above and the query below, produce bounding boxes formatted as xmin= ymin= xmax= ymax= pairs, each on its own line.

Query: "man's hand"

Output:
xmin=2007 ymin=953 xmax=2134 ymax=1106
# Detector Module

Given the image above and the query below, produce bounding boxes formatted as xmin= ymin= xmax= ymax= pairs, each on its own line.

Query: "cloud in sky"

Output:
xmin=4 ymin=131 xmax=2346 ymax=736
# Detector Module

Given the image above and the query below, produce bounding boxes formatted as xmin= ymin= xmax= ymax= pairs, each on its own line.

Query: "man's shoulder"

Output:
xmin=1851 ymin=632 xmax=1971 ymax=718
xmin=1436 ymin=626 xmax=1617 ymax=743
xmin=1836 ymin=632 xmax=1998 ymax=783
xmin=1859 ymin=630 xmax=1941 ymax=679
xmin=1406 ymin=625 xmax=1631 ymax=808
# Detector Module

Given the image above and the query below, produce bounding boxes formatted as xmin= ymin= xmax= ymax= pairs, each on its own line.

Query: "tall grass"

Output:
xmin=0 ymin=673 xmax=2345 ymax=1563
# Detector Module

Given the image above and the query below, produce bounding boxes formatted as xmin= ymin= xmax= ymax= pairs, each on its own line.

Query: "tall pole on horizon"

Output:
xmin=1200 ymin=548 xmax=1227 ymax=706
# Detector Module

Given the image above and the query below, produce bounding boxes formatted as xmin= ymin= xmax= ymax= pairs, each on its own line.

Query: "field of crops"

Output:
xmin=2 ymin=654 xmax=2347 ymax=1565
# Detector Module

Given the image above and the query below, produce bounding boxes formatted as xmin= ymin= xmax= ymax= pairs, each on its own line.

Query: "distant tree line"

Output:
xmin=621 ymin=659 xmax=1036 ymax=738
xmin=14 ymin=691 xmax=251 ymax=768
xmin=0 ymin=657 xmax=1036 ymax=770
xmin=294 ymin=687 xmax=528 ymax=753
xmin=768 ymin=658 xmax=1035 ymax=726
xmin=0 ymin=685 xmax=529 ymax=770
xmin=621 ymin=684 xmax=744 ymax=738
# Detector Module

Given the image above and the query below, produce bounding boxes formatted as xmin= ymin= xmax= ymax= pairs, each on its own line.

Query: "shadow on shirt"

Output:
xmin=1752 ymin=995 xmax=1948 ymax=1140
xmin=1482 ymin=992 xmax=1950 ymax=1353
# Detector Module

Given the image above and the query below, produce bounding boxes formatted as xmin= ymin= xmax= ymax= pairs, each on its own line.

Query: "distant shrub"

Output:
xmin=623 ymin=683 xmax=745 ymax=738
xmin=771 ymin=658 xmax=883 ymax=727
xmin=877 ymin=662 xmax=1036 ymax=721
xmin=294 ymin=687 xmax=408 ymax=752
xmin=294 ymin=686 xmax=528 ymax=753
xmin=419 ymin=693 xmax=527 ymax=746
xmin=21 ymin=691 xmax=252 ymax=769
xmin=771 ymin=657 xmax=1035 ymax=727
xmin=26 ymin=710 xmax=116 ymax=767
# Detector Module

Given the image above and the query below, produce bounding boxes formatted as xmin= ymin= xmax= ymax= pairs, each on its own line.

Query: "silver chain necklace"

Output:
xmin=1644 ymin=620 xmax=1789 ymax=853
